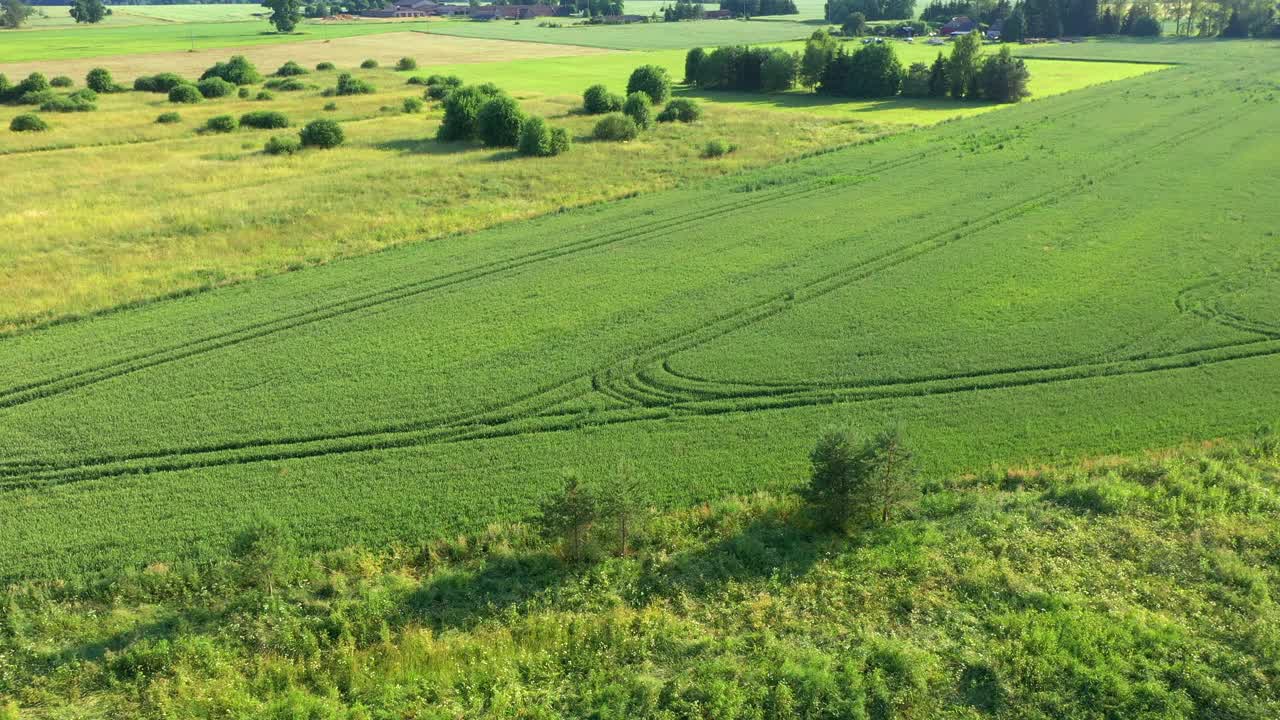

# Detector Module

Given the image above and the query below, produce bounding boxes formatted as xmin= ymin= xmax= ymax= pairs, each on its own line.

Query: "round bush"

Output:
xmin=19 ymin=72 xmax=49 ymax=94
xmin=9 ymin=113 xmax=48 ymax=132
xmin=201 ymin=55 xmax=262 ymax=85
xmin=239 ymin=110 xmax=290 ymax=129
xmin=626 ymin=64 xmax=671 ymax=105
xmin=437 ymin=85 xmax=498 ymax=141
xmin=50 ymin=76 xmax=73 ymax=88
xmin=517 ymin=115 xmax=570 ymax=157
xmin=265 ymin=77 xmax=307 ymax=92
xmin=133 ymin=73 xmax=186 ymax=93
xmin=582 ymin=84 xmax=624 ymax=114
xmin=335 ymin=73 xmax=374 ymax=96
xmin=256 ymin=90 xmax=276 ymax=101
xmin=40 ymin=95 xmax=95 ymax=112
xmin=205 ymin=114 xmax=238 ymax=133
xmin=702 ymin=138 xmax=735 ymax=157
xmin=299 ymin=118 xmax=344 ymax=148
xmin=622 ymin=91 xmax=652 ymax=130
xmin=656 ymin=97 xmax=702 ymax=123
xmin=238 ymin=86 xmax=251 ymax=99
xmin=323 ymin=101 xmax=338 ymax=111
xmin=360 ymin=59 xmax=379 ymax=69
xmin=592 ymin=112 xmax=638 ymax=142
xmin=155 ymin=111 xmax=182 ymax=124
xmin=275 ymin=60 xmax=309 ymax=77
xmin=396 ymin=57 xmax=417 ymax=71
xmin=264 ymin=134 xmax=301 ymax=155
xmin=476 ymin=95 xmax=525 ymax=147
xmin=198 ymin=77 xmax=236 ymax=98
xmin=168 ymin=84 xmax=202 ymax=104
xmin=85 ymin=67 xmax=121 ymax=93
xmin=316 ymin=62 xmax=336 ymax=71
xmin=403 ymin=96 xmax=424 ymax=113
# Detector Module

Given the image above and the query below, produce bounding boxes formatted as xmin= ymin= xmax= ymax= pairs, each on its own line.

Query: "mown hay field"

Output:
xmin=0 ymin=40 xmax=1276 ymax=581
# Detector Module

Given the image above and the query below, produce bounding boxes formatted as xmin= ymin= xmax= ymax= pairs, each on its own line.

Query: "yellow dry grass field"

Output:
xmin=0 ymin=31 xmax=611 ymax=81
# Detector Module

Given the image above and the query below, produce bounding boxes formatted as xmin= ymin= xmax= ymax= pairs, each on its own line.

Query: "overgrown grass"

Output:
xmin=3 ymin=437 xmax=1279 ymax=717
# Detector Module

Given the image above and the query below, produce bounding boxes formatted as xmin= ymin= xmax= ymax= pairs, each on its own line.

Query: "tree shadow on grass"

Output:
xmin=403 ymin=551 xmax=570 ymax=632
xmin=672 ymin=85 xmax=991 ymax=117
xmin=374 ymin=137 xmax=479 ymax=155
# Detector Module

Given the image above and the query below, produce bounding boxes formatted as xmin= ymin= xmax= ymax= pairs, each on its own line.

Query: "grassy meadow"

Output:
xmin=3 ymin=437 xmax=1280 ymax=717
xmin=426 ymin=16 xmax=822 ymax=49
xmin=0 ymin=39 xmax=1277 ymax=582
xmin=0 ymin=40 xmax=1151 ymax=330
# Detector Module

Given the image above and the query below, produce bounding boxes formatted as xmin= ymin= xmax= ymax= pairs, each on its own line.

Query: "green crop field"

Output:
xmin=116 ymin=3 xmax=269 ymax=23
xmin=426 ymin=16 xmax=823 ymax=49
xmin=0 ymin=38 xmax=1277 ymax=585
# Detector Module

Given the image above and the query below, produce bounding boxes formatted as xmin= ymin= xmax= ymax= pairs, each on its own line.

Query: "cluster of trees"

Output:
xmin=1 ymin=68 xmax=124 ymax=117
xmin=535 ymin=428 xmax=919 ymax=562
xmin=826 ymin=0 xmax=916 ymax=22
xmin=582 ymin=66 xmax=701 ymax=141
xmin=720 ymin=0 xmax=799 ymax=17
xmin=436 ymin=81 xmax=571 ymax=157
xmin=663 ymin=0 xmax=705 ymax=20
xmin=923 ymin=0 xmax=1278 ymax=39
xmin=685 ymin=45 xmax=802 ymax=91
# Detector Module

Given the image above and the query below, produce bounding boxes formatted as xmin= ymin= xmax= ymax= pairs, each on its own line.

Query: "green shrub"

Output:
xmin=315 ymin=61 xmax=336 ymax=71
xmin=275 ymin=60 xmax=309 ymax=77
xmin=264 ymin=77 xmax=307 ymax=91
xmin=622 ymin=92 xmax=652 ymax=130
xmin=360 ymin=58 xmax=379 ymax=69
xmin=205 ymin=114 xmax=238 ymax=133
xmin=40 ymin=95 xmax=95 ymax=112
xmin=197 ymin=77 xmax=236 ymax=99
xmin=238 ymin=86 xmax=251 ymax=99
xmin=702 ymin=138 xmax=736 ymax=157
xmin=656 ymin=97 xmax=701 ymax=123
xmin=299 ymin=118 xmax=344 ymax=148
xmin=133 ymin=73 xmax=185 ymax=93
xmin=425 ymin=74 xmax=462 ymax=100
xmin=168 ymin=84 xmax=202 ymax=104
xmin=7 ymin=72 xmax=49 ymax=101
xmin=437 ymin=84 xmax=500 ymax=141
xmin=406 ymin=75 xmax=428 ymax=85
xmin=396 ymin=57 xmax=417 ymax=71
xmin=334 ymin=73 xmax=374 ymax=96
xmin=626 ymin=64 xmax=671 ymax=104
xmin=201 ymin=56 xmax=262 ymax=85
xmin=476 ymin=94 xmax=525 ymax=147
xmin=9 ymin=113 xmax=48 ymax=132
xmin=239 ymin=110 xmax=290 ymax=129
xmin=323 ymin=101 xmax=338 ymax=111
xmin=582 ymin=84 xmax=623 ymax=114
xmin=517 ymin=115 xmax=570 ymax=157
xmin=50 ymin=75 xmax=73 ymax=88
xmin=760 ymin=49 xmax=799 ymax=92
xmin=155 ymin=111 xmax=182 ymax=124
xmin=901 ymin=61 xmax=931 ymax=97
xmin=976 ymin=46 xmax=1030 ymax=103
xmin=684 ymin=47 xmax=706 ymax=84
xmin=402 ymin=96 xmax=424 ymax=113
xmin=592 ymin=112 xmax=638 ymax=141
xmin=264 ymin=134 xmax=301 ymax=155
xmin=85 ymin=67 xmax=123 ymax=93
xmin=256 ymin=90 xmax=275 ymax=101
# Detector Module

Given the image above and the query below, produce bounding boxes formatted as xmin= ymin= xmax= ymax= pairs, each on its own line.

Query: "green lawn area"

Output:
xmin=0 ymin=41 xmax=1276 ymax=581
xmin=116 ymin=2 xmax=268 ymax=23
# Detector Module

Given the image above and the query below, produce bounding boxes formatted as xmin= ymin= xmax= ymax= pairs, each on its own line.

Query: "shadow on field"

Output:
xmin=375 ymin=137 xmax=479 ymax=155
xmin=673 ymin=85 xmax=988 ymax=117
xmin=404 ymin=551 xmax=569 ymax=631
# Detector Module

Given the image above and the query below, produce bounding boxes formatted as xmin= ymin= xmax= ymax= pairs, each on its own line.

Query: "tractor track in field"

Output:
xmin=0 ymin=97 xmax=1261 ymax=490
xmin=0 ymin=91 xmax=1122 ymax=411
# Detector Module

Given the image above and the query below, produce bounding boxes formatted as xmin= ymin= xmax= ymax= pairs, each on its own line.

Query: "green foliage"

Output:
xmin=360 ymin=58 xmax=378 ymax=69
xmin=197 ymin=76 xmax=236 ymax=99
xmin=204 ymin=114 xmax=238 ymax=133
xmin=425 ymin=74 xmax=462 ymax=100
xmin=801 ymin=29 xmax=839 ymax=86
xmin=592 ymin=111 xmax=638 ymax=141
xmin=803 ymin=427 xmax=918 ymax=528
xmin=49 ymin=75 xmax=73 ymax=88
xmin=322 ymin=101 xmax=337 ymax=111
xmin=200 ymin=55 xmax=263 ymax=86
xmin=582 ymin=83 xmax=624 ymax=114
xmin=626 ymin=64 xmax=672 ymax=105
xmin=239 ymin=110 xmax=290 ymax=129
xmin=535 ymin=473 xmax=602 ymax=561
xmin=333 ymin=73 xmax=374 ymax=96
xmin=842 ymin=10 xmax=867 ymax=35
xmin=946 ymin=31 xmax=983 ymax=98
xmin=621 ymin=91 xmax=652 ymax=130
xmin=275 ymin=60 xmax=308 ymax=77
xmin=978 ymin=46 xmax=1031 ymax=103
xmin=684 ymin=47 xmax=706 ymax=85
xmin=133 ymin=73 xmax=186 ymax=93
xmin=901 ymin=61 xmax=931 ymax=97
xmin=395 ymin=56 xmax=417 ymax=71
xmin=264 ymin=77 xmax=307 ymax=91
xmin=264 ymin=134 xmax=301 ymax=155
xmin=69 ymin=0 xmax=105 ymax=23
xmin=476 ymin=94 xmax=525 ymax=147
xmin=760 ymin=49 xmax=800 ymax=92
xmin=694 ymin=45 xmax=801 ymax=92
xmin=154 ymin=111 xmax=181 ymax=124
xmin=1 ymin=0 xmax=34 ymax=28
xmin=8 ymin=113 xmax=47 ymax=132
xmin=818 ymin=43 xmax=904 ymax=98
xmin=256 ymin=90 xmax=275 ymax=101
xmin=263 ymin=0 xmax=303 ymax=33
xmin=437 ymin=84 xmax=501 ymax=141
xmin=701 ymin=138 xmax=735 ymax=157
xmin=39 ymin=93 xmax=95 ymax=112
xmin=656 ymin=97 xmax=702 ymax=123
xmin=315 ymin=61 xmax=336 ymax=71
xmin=237 ymin=86 xmax=250 ymax=99
xmin=299 ymin=118 xmax=344 ymax=148
xmin=85 ymin=67 xmax=122 ymax=93
xmin=167 ymin=84 xmax=202 ymax=104
xmin=402 ymin=96 xmax=423 ymax=114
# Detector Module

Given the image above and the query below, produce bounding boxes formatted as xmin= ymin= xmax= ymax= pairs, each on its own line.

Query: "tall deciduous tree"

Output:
xmin=262 ymin=0 xmax=303 ymax=33
xmin=536 ymin=473 xmax=602 ymax=562
xmin=69 ymin=0 xmax=106 ymax=24
xmin=1 ymin=0 xmax=33 ymax=28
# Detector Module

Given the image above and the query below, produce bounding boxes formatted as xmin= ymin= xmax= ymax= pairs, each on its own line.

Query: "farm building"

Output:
xmin=469 ymin=4 xmax=564 ymax=19
xmin=940 ymin=15 xmax=976 ymax=35
xmin=361 ymin=0 xmax=470 ymax=17
xmin=703 ymin=9 xmax=734 ymax=18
